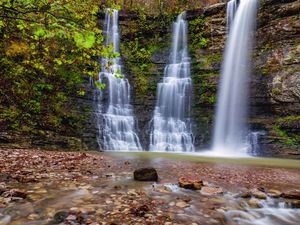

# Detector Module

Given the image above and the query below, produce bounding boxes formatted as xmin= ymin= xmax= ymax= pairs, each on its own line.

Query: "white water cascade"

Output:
xmin=150 ymin=13 xmax=194 ymax=152
xmin=212 ymin=0 xmax=259 ymax=155
xmin=96 ymin=9 xmax=142 ymax=151
xmin=226 ymin=0 xmax=239 ymax=28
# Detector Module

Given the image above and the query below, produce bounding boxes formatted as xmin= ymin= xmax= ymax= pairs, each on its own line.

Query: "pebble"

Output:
xmin=176 ymin=201 xmax=189 ymax=208
xmin=66 ymin=215 xmax=77 ymax=220
xmin=248 ymin=198 xmax=263 ymax=208
xmin=35 ymin=188 xmax=48 ymax=194
xmin=251 ymin=189 xmax=267 ymax=199
xmin=267 ymin=189 xmax=282 ymax=198
xmin=96 ymin=209 xmax=104 ymax=215
xmin=169 ymin=201 xmax=175 ymax=206
xmin=201 ymin=187 xmax=223 ymax=196
xmin=27 ymin=213 xmax=39 ymax=220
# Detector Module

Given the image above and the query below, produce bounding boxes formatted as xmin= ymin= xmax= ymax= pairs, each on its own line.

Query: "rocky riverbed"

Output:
xmin=0 ymin=148 xmax=300 ymax=225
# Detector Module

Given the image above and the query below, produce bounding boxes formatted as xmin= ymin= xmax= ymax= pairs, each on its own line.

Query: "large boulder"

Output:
xmin=133 ymin=168 xmax=158 ymax=181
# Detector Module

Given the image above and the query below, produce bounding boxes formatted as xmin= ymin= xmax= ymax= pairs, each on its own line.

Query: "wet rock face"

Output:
xmin=85 ymin=0 xmax=299 ymax=154
xmin=90 ymin=0 xmax=300 ymax=154
xmin=133 ymin=168 xmax=158 ymax=181
xmin=118 ymin=0 xmax=298 ymax=154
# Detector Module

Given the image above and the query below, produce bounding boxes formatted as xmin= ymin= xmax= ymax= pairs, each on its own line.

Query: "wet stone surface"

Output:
xmin=0 ymin=148 xmax=300 ymax=225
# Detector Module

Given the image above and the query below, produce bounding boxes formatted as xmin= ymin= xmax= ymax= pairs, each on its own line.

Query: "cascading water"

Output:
xmin=226 ymin=0 xmax=239 ymax=28
xmin=150 ymin=12 xmax=194 ymax=152
xmin=96 ymin=9 xmax=142 ymax=151
xmin=225 ymin=198 xmax=300 ymax=225
xmin=212 ymin=0 xmax=259 ymax=155
xmin=247 ymin=131 xmax=265 ymax=156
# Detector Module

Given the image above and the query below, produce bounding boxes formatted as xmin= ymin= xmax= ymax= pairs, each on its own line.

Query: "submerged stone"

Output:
xmin=1 ymin=189 xmax=27 ymax=199
xmin=248 ymin=199 xmax=263 ymax=208
xmin=251 ymin=188 xmax=267 ymax=199
xmin=201 ymin=187 xmax=224 ymax=196
xmin=176 ymin=201 xmax=189 ymax=208
xmin=291 ymin=200 xmax=300 ymax=208
xmin=52 ymin=211 xmax=68 ymax=224
xmin=133 ymin=168 xmax=158 ymax=181
xmin=282 ymin=190 xmax=300 ymax=200
xmin=267 ymin=189 xmax=282 ymax=198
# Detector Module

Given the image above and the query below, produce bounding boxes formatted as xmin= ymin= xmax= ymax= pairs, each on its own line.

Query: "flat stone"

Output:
xmin=248 ymin=199 xmax=263 ymax=208
xmin=169 ymin=202 xmax=175 ymax=206
xmin=201 ymin=187 xmax=223 ymax=196
xmin=267 ymin=189 xmax=282 ymax=198
xmin=282 ymin=190 xmax=300 ymax=200
xmin=2 ymin=189 xmax=27 ymax=199
xmin=27 ymin=214 xmax=39 ymax=220
xmin=178 ymin=177 xmax=204 ymax=190
xmin=291 ymin=200 xmax=300 ymax=208
xmin=240 ymin=191 xmax=251 ymax=198
xmin=134 ymin=168 xmax=158 ymax=181
xmin=176 ymin=201 xmax=189 ymax=208
xmin=35 ymin=188 xmax=48 ymax=194
xmin=251 ymin=189 xmax=267 ymax=199
xmin=66 ymin=215 xmax=77 ymax=220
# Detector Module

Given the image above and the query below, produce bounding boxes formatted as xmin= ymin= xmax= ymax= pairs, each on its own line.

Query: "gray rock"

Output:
xmin=133 ymin=168 xmax=158 ymax=181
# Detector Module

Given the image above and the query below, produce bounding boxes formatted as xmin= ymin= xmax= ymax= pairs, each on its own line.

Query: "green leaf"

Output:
xmin=83 ymin=32 xmax=95 ymax=48
xmin=34 ymin=27 xmax=46 ymax=37
xmin=74 ymin=32 xmax=84 ymax=47
xmin=74 ymin=31 xmax=95 ymax=49
xmin=95 ymin=81 xmax=106 ymax=90
xmin=77 ymin=90 xmax=85 ymax=96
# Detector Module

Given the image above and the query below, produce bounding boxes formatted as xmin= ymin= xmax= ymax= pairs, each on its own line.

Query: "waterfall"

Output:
xmin=226 ymin=0 xmax=239 ymax=29
xmin=150 ymin=13 xmax=194 ymax=152
xmin=96 ymin=9 xmax=142 ymax=151
xmin=212 ymin=0 xmax=259 ymax=155
xmin=247 ymin=131 xmax=265 ymax=156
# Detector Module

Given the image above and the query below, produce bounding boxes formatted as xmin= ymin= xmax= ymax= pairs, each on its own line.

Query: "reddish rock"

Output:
xmin=178 ymin=177 xmax=204 ymax=190
xmin=201 ymin=187 xmax=224 ymax=196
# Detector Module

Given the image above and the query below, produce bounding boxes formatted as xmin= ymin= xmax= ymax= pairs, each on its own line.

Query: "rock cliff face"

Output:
xmin=251 ymin=0 xmax=300 ymax=157
xmin=96 ymin=0 xmax=299 ymax=156
xmin=1 ymin=0 xmax=298 ymax=157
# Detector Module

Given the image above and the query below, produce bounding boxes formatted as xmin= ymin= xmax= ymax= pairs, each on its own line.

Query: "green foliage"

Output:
xmin=273 ymin=124 xmax=299 ymax=146
xmin=0 ymin=0 xmax=103 ymax=134
xmin=193 ymin=72 xmax=219 ymax=105
xmin=189 ymin=16 xmax=208 ymax=50
xmin=121 ymin=33 xmax=165 ymax=96
xmin=95 ymin=81 xmax=106 ymax=90
xmin=278 ymin=116 xmax=300 ymax=124
xmin=272 ymin=88 xmax=282 ymax=95
xmin=104 ymin=0 xmax=122 ymax=10
xmin=199 ymin=54 xmax=222 ymax=69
